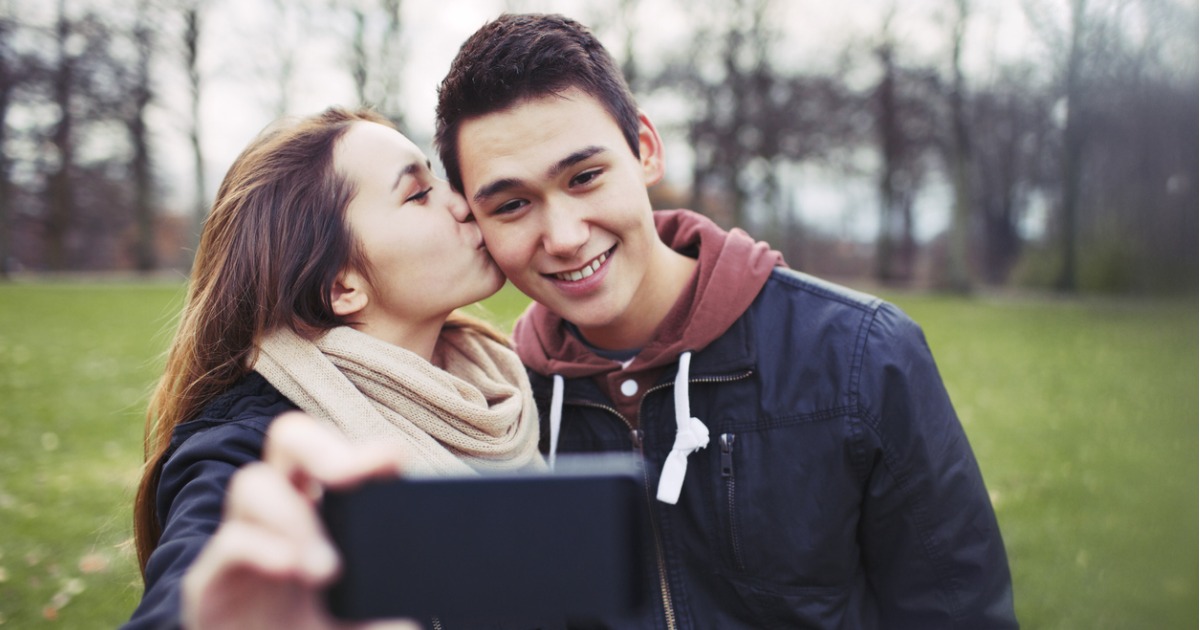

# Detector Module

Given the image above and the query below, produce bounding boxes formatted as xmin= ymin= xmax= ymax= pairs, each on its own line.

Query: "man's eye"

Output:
xmin=405 ymin=188 xmax=432 ymax=203
xmin=493 ymin=199 xmax=527 ymax=215
xmin=570 ymin=169 xmax=601 ymax=188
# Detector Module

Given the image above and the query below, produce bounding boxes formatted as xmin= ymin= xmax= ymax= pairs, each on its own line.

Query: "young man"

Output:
xmin=436 ymin=13 xmax=1017 ymax=629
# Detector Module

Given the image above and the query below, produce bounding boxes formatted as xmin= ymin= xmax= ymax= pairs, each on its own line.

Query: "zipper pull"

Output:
xmin=630 ymin=429 xmax=645 ymax=453
xmin=719 ymin=433 xmax=735 ymax=477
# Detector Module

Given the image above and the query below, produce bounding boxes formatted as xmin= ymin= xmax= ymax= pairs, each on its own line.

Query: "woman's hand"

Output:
xmin=181 ymin=412 xmax=417 ymax=630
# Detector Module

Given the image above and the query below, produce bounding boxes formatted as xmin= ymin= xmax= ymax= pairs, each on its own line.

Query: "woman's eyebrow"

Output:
xmin=391 ymin=160 xmax=432 ymax=192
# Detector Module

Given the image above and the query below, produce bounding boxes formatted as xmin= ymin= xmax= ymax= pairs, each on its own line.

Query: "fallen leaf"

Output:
xmin=78 ymin=553 xmax=108 ymax=574
xmin=61 ymin=578 xmax=85 ymax=596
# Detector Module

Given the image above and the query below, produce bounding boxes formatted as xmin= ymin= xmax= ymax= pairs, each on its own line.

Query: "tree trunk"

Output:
xmin=46 ymin=0 xmax=74 ymax=271
xmin=875 ymin=43 xmax=901 ymax=284
xmin=0 ymin=26 xmax=11 ymax=279
xmin=185 ymin=4 xmax=206 ymax=269
xmin=943 ymin=0 xmax=973 ymax=293
xmin=131 ymin=2 xmax=156 ymax=272
xmin=1056 ymin=0 xmax=1087 ymax=292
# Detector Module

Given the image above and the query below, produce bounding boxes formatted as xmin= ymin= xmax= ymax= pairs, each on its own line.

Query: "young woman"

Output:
xmin=125 ymin=108 xmax=544 ymax=629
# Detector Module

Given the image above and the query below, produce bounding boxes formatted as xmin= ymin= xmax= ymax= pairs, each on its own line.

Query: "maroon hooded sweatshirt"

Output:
xmin=512 ymin=209 xmax=785 ymax=427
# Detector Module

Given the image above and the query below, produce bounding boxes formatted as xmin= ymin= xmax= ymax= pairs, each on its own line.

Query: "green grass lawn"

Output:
xmin=0 ymin=281 xmax=1195 ymax=628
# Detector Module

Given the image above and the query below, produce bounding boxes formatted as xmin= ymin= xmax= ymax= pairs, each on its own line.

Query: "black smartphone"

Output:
xmin=319 ymin=455 xmax=647 ymax=624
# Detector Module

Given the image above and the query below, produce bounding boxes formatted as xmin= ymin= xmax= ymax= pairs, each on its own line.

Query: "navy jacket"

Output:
xmin=526 ymin=269 xmax=1018 ymax=629
xmin=123 ymin=373 xmax=293 ymax=630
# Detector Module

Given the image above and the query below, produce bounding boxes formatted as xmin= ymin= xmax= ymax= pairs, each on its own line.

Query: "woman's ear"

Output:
xmin=636 ymin=110 xmax=666 ymax=187
xmin=330 ymin=269 xmax=369 ymax=317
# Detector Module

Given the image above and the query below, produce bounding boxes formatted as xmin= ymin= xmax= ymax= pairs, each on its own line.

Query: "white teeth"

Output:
xmin=555 ymin=252 xmax=608 ymax=282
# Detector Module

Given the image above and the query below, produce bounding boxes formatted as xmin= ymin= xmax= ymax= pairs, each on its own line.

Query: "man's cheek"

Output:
xmin=486 ymin=252 xmax=525 ymax=280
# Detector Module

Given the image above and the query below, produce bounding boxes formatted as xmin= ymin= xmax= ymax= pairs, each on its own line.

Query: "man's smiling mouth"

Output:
xmin=551 ymin=248 xmax=611 ymax=282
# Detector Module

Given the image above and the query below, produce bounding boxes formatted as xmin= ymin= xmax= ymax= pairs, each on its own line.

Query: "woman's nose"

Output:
xmin=442 ymin=183 xmax=472 ymax=223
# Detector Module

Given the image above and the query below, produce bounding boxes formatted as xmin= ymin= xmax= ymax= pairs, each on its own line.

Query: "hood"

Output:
xmin=513 ymin=209 xmax=785 ymax=377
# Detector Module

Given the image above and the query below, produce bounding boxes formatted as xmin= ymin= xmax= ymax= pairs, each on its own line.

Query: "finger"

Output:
xmin=265 ymin=412 xmax=404 ymax=490
xmin=225 ymin=463 xmax=340 ymax=578
xmin=182 ymin=522 xmax=335 ymax=628
xmin=187 ymin=521 xmax=311 ymax=586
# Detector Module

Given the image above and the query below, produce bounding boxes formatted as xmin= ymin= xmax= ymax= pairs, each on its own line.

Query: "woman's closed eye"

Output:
xmin=405 ymin=187 xmax=432 ymax=203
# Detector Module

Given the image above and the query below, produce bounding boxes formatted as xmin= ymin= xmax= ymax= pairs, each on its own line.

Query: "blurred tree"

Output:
xmin=941 ymin=0 xmax=975 ymax=293
xmin=617 ymin=0 xmax=639 ymax=91
xmin=334 ymin=0 xmax=406 ymax=131
xmin=180 ymin=0 xmax=206 ymax=268
xmin=1056 ymin=0 xmax=1086 ymax=292
xmin=1072 ymin=0 xmax=1198 ymax=291
xmin=871 ymin=7 xmax=942 ymax=285
xmin=44 ymin=0 xmax=78 ymax=271
xmin=123 ymin=0 xmax=156 ymax=272
xmin=268 ymin=0 xmax=298 ymax=118
xmin=16 ymin=0 xmax=154 ymax=271
xmin=1023 ymin=0 xmax=1197 ymax=292
xmin=655 ymin=0 xmax=855 ymax=242
xmin=0 ymin=5 xmax=20 ymax=277
xmin=0 ymin=0 xmax=1189 ymax=289
xmin=969 ymin=66 xmax=1057 ymax=285
xmin=683 ymin=0 xmax=776 ymax=228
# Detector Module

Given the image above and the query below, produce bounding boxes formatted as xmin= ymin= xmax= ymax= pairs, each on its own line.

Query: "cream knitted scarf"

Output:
xmin=252 ymin=325 xmax=546 ymax=476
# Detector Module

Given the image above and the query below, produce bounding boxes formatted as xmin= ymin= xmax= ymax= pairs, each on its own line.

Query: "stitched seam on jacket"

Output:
xmin=741 ymin=406 xmax=856 ymax=429
xmin=768 ymin=268 xmax=883 ymax=313
xmin=853 ymin=307 xmax=964 ymax=621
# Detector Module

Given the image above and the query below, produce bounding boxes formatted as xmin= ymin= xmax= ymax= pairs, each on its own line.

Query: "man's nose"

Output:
xmin=541 ymin=202 xmax=589 ymax=258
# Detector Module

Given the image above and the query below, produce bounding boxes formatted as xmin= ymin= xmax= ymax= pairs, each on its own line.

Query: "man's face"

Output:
xmin=456 ymin=88 xmax=667 ymax=344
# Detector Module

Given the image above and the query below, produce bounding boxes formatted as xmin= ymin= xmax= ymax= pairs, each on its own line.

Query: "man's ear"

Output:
xmin=330 ymin=269 xmax=369 ymax=317
xmin=636 ymin=110 xmax=666 ymax=187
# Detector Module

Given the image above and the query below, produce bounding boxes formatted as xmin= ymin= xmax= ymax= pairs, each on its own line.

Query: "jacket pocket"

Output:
xmin=706 ymin=420 xmax=862 ymax=589
xmin=726 ymin=573 xmax=862 ymax=630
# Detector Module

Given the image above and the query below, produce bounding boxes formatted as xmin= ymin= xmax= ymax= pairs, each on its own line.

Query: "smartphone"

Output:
xmin=319 ymin=455 xmax=647 ymax=624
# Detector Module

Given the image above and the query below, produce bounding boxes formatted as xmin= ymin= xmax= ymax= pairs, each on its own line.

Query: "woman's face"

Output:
xmin=335 ymin=121 xmax=504 ymax=341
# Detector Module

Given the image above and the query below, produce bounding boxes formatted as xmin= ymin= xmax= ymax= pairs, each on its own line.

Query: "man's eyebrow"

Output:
xmin=546 ymin=146 xmax=605 ymax=180
xmin=473 ymin=177 xmax=521 ymax=205
xmin=472 ymin=146 xmax=607 ymax=205
xmin=391 ymin=160 xmax=431 ymax=192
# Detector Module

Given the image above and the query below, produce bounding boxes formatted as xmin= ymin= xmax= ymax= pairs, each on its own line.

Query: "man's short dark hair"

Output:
xmin=435 ymin=13 xmax=641 ymax=193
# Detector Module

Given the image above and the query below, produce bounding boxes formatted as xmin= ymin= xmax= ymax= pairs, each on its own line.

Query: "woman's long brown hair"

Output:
xmin=133 ymin=107 xmax=505 ymax=578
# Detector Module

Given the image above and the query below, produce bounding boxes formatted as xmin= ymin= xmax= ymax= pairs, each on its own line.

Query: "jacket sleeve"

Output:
xmin=122 ymin=419 xmax=270 ymax=630
xmin=854 ymin=303 xmax=1017 ymax=629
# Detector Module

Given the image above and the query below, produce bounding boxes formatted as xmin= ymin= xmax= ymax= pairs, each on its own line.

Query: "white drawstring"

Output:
xmin=656 ymin=351 xmax=709 ymax=504
xmin=548 ymin=374 xmax=564 ymax=471
xmin=548 ymin=353 xmax=709 ymax=503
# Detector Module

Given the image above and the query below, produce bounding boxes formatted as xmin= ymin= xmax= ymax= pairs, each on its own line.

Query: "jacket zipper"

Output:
xmin=632 ymin=427 xmax=678 ymax=630
xmin=639 ymin=369 xmax=753 ymax=629
xmin=640 ymin=369 xmax=754 ymax=400
xmin=719 ymin=433 xmax=745 ymax=571
xmin=562 ymin=399 xmax=679 ymax=630
xmin=564 ymin=368 xmax=753 ymax=630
